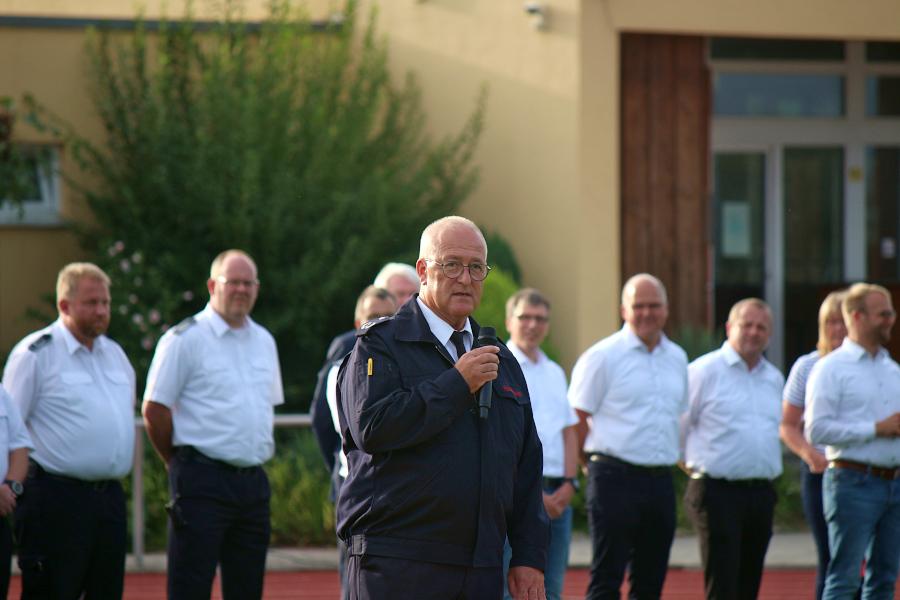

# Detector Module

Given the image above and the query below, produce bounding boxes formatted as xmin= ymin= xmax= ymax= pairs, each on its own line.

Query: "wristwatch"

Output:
xmin=563 ymin=477 xmax=580 ymax=491
xmin=3 ymin=480 xmax=23 ymax=498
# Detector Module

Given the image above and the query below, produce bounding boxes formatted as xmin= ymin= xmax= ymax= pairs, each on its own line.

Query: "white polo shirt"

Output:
xmin=0 ymin=386 xmax=33 ymax=479
xmin=683 ymin=342 xmax=784 ymax=480
xmin=2 ymin=318 xmax=135 ymax=480
xmin=508 ymin=342 xmax=576 ymax=478
xmin=806 ymin=339 xmax=900 ymax=467
xmin=568 ymin=326 xmax=688 ymax=467
xmin=144 ymin=304 xmax=284 ymax=467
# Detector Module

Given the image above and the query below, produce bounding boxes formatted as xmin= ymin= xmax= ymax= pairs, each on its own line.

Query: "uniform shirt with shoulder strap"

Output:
xmin=683 ymin=342 xmax=784 ymax=480
xmin=144 ymin=304 xmax=284 ymax=467
xmin=2 ymin=319 xmax=135 ymax=480
xmin=805 ymin=339 xmax=900 ymax=467
xmin=568 ymin=325 xmax=688 ymax=467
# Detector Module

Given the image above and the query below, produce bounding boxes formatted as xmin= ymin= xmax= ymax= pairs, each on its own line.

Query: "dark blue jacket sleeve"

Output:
xmin=341 ymin=331 xmax=472 ymax=454
xmin=310 ymin=331 xmax=356 ymax=472
xmin=507 ymin=395 xmax=550 ymax=571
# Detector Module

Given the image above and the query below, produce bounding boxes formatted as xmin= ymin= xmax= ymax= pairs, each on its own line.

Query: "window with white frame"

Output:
xmin=0 ymin=144 xmax=61 ymax=225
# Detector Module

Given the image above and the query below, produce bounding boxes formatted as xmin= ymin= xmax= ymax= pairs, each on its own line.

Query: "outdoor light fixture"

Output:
xmin=524 ymin=1 xmax=547 ymax=31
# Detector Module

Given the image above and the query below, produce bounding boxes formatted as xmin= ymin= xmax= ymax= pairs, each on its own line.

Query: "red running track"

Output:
xmin=1 ymin=568 xmax=845 ymax=598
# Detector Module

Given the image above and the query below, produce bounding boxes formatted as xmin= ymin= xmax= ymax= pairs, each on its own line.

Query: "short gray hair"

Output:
xmin=373 ymin=263 xmax=418 ymax=289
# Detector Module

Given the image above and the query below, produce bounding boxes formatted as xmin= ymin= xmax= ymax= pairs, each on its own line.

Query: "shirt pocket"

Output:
xmin=60 ymin=371 xmax=93 ymax=386
xmin=201 ymin=358 xmax=234 ymax=398
xmin=250 ymin=360 xmax=276 ymax=404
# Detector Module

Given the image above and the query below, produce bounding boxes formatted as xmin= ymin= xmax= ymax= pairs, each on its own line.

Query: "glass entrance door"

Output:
xmin=713 ymin=146 xmax=845 ymax=369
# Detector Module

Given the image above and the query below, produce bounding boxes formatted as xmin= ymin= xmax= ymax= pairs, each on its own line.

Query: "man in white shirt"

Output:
xmin=569 ymin=273 xmax=688 ymax=599
xmin=3 ymin=262 xmax=136 ymax=599
xmin=501 ymin=288 xmax=577 ymax=600
xmin=683 ymin=298 xmax=784 ymax=600
xmin=143 ymin=250 xmax=284 ymax=600
xmin=0 ymin=385 xmax=31 ymax=599
xmin=806 ymin=283 xmax=900 ymax=599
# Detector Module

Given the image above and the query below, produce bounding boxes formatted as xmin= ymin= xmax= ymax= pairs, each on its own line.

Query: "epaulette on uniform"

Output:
xmin=356 ymin=315 xmax=393 ymax=336
xmin=28 ymin=333 xmax=52 ymax=352
xmin=173 ymin=316 xmax=197 ymax=335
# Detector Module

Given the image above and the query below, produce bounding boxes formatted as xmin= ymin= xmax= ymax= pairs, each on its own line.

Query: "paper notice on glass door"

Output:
xmin=721 ymin=201 xmax=751 ymax=258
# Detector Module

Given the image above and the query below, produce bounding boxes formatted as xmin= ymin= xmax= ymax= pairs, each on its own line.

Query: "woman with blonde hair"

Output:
xmin=780 ymin=290 xmax=848 ymax=600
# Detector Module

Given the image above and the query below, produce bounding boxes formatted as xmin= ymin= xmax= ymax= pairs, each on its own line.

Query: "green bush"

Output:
xmin=25 ymin=0 xmax=484 ymax=406
xmin=127 ymin=428 xmax=333 ymax=551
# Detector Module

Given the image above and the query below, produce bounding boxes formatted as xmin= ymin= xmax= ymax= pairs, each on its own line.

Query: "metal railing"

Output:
xmin=130 ymin=413 xmax=312 ymax=568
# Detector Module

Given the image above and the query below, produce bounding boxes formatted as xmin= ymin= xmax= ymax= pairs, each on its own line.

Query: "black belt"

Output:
xmin=587 ymin=452 xmax=671 ymax=475
xmin=831 ymin=459 xmax=900 ymax=481
xmin=28 ymin=459 xmax=117 ymax=492
xmin=691 ymin=473 xmax=773 ymax=488
xmin=175 ymin=446 xmax=260 ymax=475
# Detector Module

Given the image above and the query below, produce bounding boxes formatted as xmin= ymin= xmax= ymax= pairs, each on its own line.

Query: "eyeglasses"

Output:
xmin=516 ymin=314 xmax=549 ymax=324
xmin=216 ymin=276 xmax=260 ymax=289
xmin=424 ymin=259 xmax=492 ymax=281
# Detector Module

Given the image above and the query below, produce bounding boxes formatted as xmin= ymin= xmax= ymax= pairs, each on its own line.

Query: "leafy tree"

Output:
xmin=26 ymin=0 xmax=484 ymax=405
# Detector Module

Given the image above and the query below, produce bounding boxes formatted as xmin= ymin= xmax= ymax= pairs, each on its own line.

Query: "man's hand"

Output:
xmin=875 ymin=413 xmax=900 ymax=437
xmin=508 ymin=566 xmax=545 ymax=600
xmin=805 ymin=449 xmax=829 ymax=474
xmin=0 ymin=484 xmax=16 ymax=516
xmin=542 ymin=483 xmax=575 ymax=519
xmin=454 ymin=346 xmax=500 ymax=393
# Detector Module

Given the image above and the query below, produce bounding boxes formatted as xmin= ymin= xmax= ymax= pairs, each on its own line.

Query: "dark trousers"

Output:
xmin=684 ymin=477 xmax=776 ymax=600
xmin=0 ymin=517 xmax=12 ymax=599
xmin=167 ymin=448 xmax=271 ymax=600
xmin=585 ymin=457 xmax=676 ymax=600
xmin=15 ymin=463 xmax=126 ymax=600
xmin=346 ymin=554 xmax=502 ymax=600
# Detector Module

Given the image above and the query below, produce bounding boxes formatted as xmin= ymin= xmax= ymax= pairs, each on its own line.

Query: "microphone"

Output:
xmin=476 ymin=326 xmax=499 ymax=420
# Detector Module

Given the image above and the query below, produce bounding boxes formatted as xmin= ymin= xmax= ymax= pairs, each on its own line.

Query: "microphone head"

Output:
xmin=477 ymin=326 xmax=498 ymax=345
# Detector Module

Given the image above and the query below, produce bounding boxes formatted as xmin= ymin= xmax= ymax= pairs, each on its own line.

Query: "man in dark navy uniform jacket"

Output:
xmin=337 ymin=216 xmax=549 ymax=600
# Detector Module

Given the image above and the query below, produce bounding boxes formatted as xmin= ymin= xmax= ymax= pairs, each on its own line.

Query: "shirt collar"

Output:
xmin=507 ymin=340 xmax=546 ymax=367
xmin=415 ymin=297 xmax=473 ymax=348
xmin=720 ymin=340 xmax=770 ymax=373
xmin=621 ymin=324 xmax=669 ymax=354
xmin=840 ymin=337 xmax=888 ymax=361
xmin=202 ymin=303 xmax=253 ymax=338
xmin=54 ymin=317 xmax=106 ymax=355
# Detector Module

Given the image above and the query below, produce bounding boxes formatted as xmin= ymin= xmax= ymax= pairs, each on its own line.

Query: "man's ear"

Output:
xmin=415 ymin=259 xmax=428 ymax=285
xmin=58 ymin=298 xmax=70 ymax=317
xmin=206 ymin=277 xmax=216 ymax=298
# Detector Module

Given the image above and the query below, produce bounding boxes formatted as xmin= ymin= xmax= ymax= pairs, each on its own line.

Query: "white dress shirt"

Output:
xmin=144 ymin=304 xmax=284 ymax=467
xmin=509 ymin=342 xmax=576 ymax=477
xmin=416 ymin=298 xmax=473 ymax=360
xmin=0 ymin=386 xmax=33 ymax=480
xmin=568 ymin=325 xmax=688 ymax=466
xmin=805 ymin=339 xmax=900 ymax=467
xmin=325 ymin=363 xmax=348 ymax=478
xmin=2 ymin=319 xmax=135 ymax=480
xmin=683 ymin=342 xmax=784 ymax=480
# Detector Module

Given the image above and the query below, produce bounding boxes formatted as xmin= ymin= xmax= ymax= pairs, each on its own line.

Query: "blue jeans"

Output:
xmin=823 ymin=466 xmax=900 ymax=600
xmin=502 ymin=485 xmax=572 ymax=600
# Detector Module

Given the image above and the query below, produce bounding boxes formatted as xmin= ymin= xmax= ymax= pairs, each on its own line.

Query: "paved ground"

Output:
xmin=125 ymin=531 xmax=819 ymax=572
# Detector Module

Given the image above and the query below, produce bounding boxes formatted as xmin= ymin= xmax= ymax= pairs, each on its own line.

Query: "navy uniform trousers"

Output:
xmin=15 ymin=461 xmax=126 ymax=600
xmin=167 ymin=447 xmax=271 ymax=600
xmin=347 ymin=554 xmax=502 ymax=600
